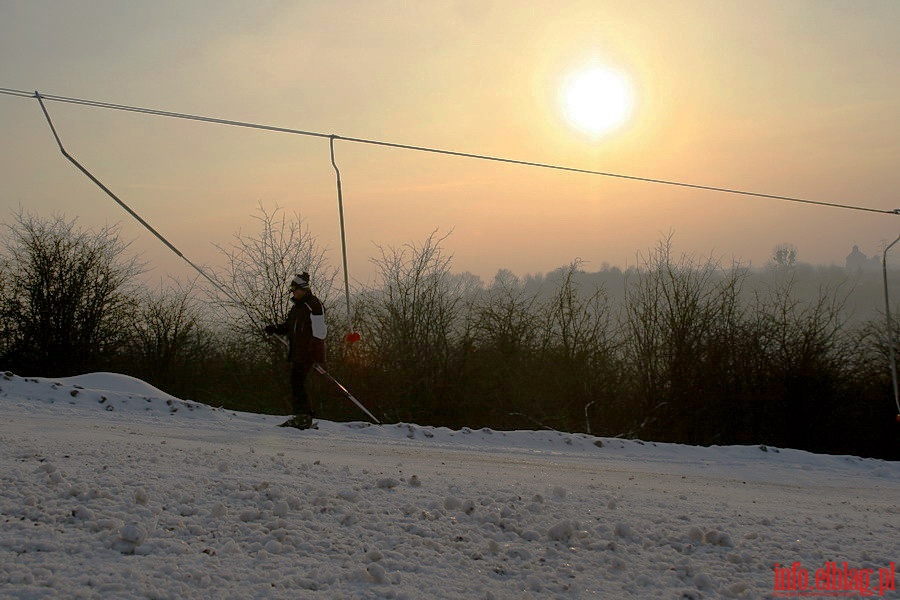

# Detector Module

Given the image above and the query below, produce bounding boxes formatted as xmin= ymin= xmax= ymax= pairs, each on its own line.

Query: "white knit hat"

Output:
xmin=290 ymin=272 xmax=311 ymax=290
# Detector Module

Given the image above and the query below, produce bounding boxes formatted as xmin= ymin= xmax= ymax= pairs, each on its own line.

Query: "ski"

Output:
xmin=313 ymin=364 xmax=381 ymax=424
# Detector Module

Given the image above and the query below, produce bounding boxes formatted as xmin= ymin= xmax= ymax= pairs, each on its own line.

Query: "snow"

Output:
xmin=1 ymin=372 xmax=898 ymax=599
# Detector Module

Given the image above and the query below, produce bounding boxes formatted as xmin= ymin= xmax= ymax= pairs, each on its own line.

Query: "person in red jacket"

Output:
xmin=265 ymin=272 xmax=327 ymax=429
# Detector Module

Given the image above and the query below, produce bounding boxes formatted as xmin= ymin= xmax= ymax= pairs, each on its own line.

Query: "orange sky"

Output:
xmin=2 ymin=1 xmax=899 ymax=285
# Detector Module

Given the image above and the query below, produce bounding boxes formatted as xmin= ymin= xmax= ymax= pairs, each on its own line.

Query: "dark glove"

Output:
xmin=264 ymin=325 xmax=277 ymax=335
xmin=311 ymin=338 xmax=326 ymax=365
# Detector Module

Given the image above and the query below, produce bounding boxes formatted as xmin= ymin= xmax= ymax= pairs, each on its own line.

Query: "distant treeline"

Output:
xmin=2 ymin=208 xmax=898 ymax=460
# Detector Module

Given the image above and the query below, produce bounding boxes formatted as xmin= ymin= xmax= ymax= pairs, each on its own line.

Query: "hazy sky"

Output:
xmin=2 ymin=0 xmax=899 ymax=286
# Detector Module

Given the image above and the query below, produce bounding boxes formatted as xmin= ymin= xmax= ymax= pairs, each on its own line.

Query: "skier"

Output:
xmin=264 ymin=272 xmax=327 ymax=429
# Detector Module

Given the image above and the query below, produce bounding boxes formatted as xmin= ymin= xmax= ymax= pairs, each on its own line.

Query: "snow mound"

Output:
xmin=57 ymin=372 xmax=182 ymax=401
xmin=1 ymin=371 xmax=220 ymax=420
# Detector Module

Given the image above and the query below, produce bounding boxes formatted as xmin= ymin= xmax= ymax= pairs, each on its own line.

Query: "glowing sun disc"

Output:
xmin=562 ymin=66 xmax=633 ymax=136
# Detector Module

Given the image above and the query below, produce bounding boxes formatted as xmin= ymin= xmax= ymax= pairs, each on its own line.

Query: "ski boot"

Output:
xmin=278 ymin=414 xmax=316 ymax=430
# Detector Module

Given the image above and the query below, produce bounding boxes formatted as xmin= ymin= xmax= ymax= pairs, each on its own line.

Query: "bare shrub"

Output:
xmin=117 ymin=277 xmax=215 ymax=400
xmin=0 ymin=210 xmax=142 ymax=375
xmin=744 ymin=274 xmax=851 ymax=449
xmin=466 ymin=268 xmax=543 ymax=427
xmin=538 ymin=260 xmax=622 ymax=432
xmin=354 ymin=230 xmax=470 ymax=423
xmin=621 ymin=236 xmax=748 ymax=442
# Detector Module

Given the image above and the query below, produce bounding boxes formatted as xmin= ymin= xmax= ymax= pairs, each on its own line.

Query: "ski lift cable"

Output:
xmin=34 ymin=93 xmax=244 ymax=309
xmin=1 ymin=87 xmax=896 ymax=216
xmin=31 ymin=90 xmax=360 ymax=346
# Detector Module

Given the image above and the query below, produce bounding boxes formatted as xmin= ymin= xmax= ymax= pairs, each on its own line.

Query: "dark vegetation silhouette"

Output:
xmin=0 ymin=211 xmax=143 ymax=376
xmin=1 ymin=208 xmax=897 ymax=459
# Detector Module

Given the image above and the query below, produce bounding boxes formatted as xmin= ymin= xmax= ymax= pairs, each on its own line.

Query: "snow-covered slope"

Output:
xmin=1 ymin=372 xmax=897 ymax=599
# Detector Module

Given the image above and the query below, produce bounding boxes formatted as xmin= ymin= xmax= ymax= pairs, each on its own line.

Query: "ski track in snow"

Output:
xmin=0 ymin=372 xmax=898 ymax=599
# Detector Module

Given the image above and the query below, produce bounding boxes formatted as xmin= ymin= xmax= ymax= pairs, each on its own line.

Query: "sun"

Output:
xmin=561 ymin=66 xmax=634 ymax=137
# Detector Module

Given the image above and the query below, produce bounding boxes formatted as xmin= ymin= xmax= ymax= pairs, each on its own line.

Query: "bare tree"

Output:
xmin=0 ymin=210 xmax=143 ymax=376
xmin=0 ymin=251 xmax=12 ymax=360
xmin=209 ymin=202 xmax=338 ymax=341
xmin=771 ymin=243 xmax=798 ymax=269
xmin=541 ymin=259 xmax=615 ymax=363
